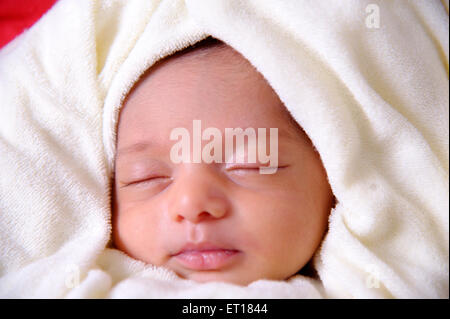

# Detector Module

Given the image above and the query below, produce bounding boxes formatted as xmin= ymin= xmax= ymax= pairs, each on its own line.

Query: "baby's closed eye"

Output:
xmin=120 ymin=175 xmax=172 ymax=188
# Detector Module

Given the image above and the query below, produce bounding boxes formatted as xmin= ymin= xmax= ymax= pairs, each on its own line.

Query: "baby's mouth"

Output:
xmin=171 ymin=242 xmax=241 ymax=270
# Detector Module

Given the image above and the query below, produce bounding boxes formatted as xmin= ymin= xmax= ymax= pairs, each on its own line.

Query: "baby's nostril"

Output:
xmin=198 ymin=211 xmax=211 ymax=220
xmin=175 ymin=211 xmax=212 ymax=222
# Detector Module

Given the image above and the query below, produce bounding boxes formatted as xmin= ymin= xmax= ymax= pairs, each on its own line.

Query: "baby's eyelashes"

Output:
xmin=224 ymin=164 xmax=290 ymax=178
xmin=225 ymin=163 xmax=289 ymax=170
xmin=119 ymin=175 xmax=173 ymax=188
xmin=224 ymin=164 xmax=261 ymax=171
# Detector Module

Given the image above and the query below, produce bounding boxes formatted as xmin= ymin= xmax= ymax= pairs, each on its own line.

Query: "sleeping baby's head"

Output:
xmin=112 ymin=37 xmax=334 ymax=286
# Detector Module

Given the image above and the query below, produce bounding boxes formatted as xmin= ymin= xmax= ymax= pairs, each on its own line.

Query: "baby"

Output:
xmin=112 ymin=37 xmax=335 ymax=286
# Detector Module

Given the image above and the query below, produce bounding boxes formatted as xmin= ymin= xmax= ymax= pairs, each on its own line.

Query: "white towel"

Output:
xmin=0 ymin=0 xmax=448 ymax=298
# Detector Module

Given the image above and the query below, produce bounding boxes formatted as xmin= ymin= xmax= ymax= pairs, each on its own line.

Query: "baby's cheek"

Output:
xmin=261 ymin=189 xmax=322 ymax=246
xmin=113 ymin=201 xmax=164 ymax=264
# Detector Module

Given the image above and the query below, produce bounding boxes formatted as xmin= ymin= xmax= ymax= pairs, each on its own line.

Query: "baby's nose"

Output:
xmin=167 ymin=166 xmax=229 ymax=224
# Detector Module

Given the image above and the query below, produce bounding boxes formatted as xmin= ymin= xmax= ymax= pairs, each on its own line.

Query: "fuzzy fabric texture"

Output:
xmin=0 ymin=0 xmax=448 ymax=298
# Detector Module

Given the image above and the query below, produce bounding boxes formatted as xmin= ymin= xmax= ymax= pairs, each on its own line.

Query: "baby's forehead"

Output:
xmin=125 ymin=44 xmax=277 ymax=110
xmin=146 ymin=42 xmax=260 ymax=89
xmin=118 ymin=40 xmax=306 ymax=146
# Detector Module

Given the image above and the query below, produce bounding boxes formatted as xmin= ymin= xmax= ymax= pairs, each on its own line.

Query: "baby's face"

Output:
xmin=112 ymin=45 xmax=333 ymax=285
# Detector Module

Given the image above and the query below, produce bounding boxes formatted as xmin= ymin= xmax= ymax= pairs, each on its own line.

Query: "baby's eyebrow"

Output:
xmin=116 ymin=141 xmax=153 ymax=159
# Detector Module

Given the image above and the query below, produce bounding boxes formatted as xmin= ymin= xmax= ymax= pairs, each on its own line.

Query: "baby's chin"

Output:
xmin=176 ymin=271 xmax=256 ymax=286
xmin=171 ymin=266 xmax=283 ymax=287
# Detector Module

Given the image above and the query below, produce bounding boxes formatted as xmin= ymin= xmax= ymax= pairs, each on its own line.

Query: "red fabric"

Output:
xmin=0 ymin=0 xmax=57 ymax=48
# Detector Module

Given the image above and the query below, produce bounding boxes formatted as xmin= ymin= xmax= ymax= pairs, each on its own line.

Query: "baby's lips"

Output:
xmin=171 ymin=242 xmax=242 ymax=270
xmin=174 ymin=249 xmax=241 ymax=270
xmin=171 ymin=241 xmax=240 ymax=256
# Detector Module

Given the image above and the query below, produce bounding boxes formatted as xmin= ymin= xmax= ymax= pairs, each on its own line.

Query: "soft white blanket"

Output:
xmin=0 ymin=0 xmax=448 ymax=298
